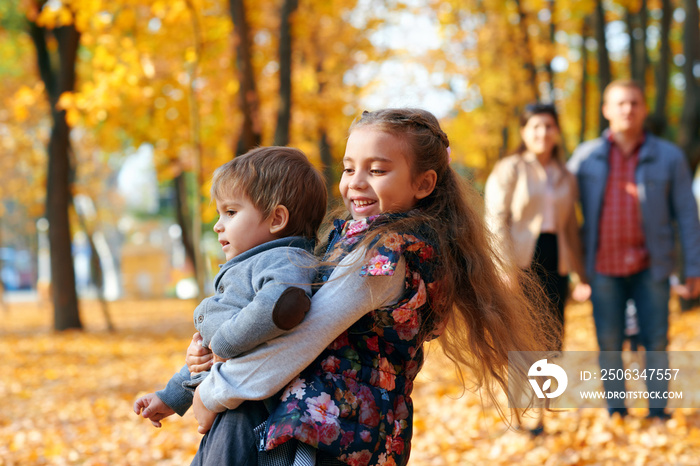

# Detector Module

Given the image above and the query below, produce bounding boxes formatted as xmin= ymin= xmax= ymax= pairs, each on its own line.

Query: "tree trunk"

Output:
xmin=515 ymin=0 xmax=539 ymax=101
xmin=31 ymin=24 xmax=82 ymax=330
xmin=274 ymin=0 xmax=299 ymax=146
xmin=75 ymin=205 xmax=114 ymax=332
xmin=545 ymin=0 xmax=556 ymax=102
xmin=184 ymin=0 xmax=207 ymax=302
xmin=579 ymin=18 xmax=590 ymax=145
xmin=626 ymin=1 xmax=648 ymax=89
xmin=678 ymin=0 xmax=700 ymax=174
xmin=319 ymin=130 xmax=335 ymax=195
xmin=595 ymin=0 xmax=611 ymax=133
xmin=652 ymin=0 xmax=672 ymax=135
xmin=230 ymin=0 xmax=262 ymax=155
xmin=638 ymin=0 xmax=648 ymax=89
xmin=173 ymin=173 xmax=196 ymax=270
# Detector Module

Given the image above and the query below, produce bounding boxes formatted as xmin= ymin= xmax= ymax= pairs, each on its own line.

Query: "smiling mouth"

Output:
xmin=353 ymin=199 xmax=376 ymax=208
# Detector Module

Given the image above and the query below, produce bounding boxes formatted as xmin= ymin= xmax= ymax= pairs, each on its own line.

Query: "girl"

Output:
xmin=190 ymin=108 xmax=556 ymax=466
xmin=484 ymin=103 xmax=589 ymax=348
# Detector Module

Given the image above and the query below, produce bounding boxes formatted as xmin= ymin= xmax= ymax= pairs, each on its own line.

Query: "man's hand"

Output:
xmin=186 ymin=332 xmax=214 ymax=374
xmin=133 ymin=393 xmax=176 ymax=428
xmin=674 ymin=276 xmax=700 ymax=300
xmin=572 ymin=283 xmax=592 ymax=302
xmin=193 ymin=386 xmax=217 ymax=434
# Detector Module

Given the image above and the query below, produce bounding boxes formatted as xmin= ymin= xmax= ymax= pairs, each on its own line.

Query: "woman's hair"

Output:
xmin=337 ymin=108 xmax=558 ymax=421
xmin=513 ymin=102 xmax=563 ymax=162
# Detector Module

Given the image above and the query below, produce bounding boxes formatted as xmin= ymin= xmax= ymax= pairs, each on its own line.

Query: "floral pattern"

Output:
xmin=264 ymin=214 xmax=444 ymax=466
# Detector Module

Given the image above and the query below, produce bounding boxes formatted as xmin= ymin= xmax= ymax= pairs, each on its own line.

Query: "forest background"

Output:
xmin=1 ymin=0 xmax=700 ymax=464
xmin=1 ymin=0 xmax=699 ymax=326
xmin=0 ymin=0 xmax=700 ymax=465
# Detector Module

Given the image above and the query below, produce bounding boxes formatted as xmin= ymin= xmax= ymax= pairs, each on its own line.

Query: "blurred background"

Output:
xmin=1 ymin=0 xmax=699 ymax=326
xmin=2 ymin=2 xmax=700 ymax=465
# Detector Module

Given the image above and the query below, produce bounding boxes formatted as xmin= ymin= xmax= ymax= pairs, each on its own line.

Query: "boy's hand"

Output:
xmin=186 ymin=332 xmax=214 ymax=374
xmin=133 ymin=393 xmax=176 ymax=428
xmin=193 ymin=386 xmax=217 ymax=434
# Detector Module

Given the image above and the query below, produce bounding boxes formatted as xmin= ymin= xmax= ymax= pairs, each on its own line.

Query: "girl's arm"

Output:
xmin=197 ymin=249 xmax=407 ymax=413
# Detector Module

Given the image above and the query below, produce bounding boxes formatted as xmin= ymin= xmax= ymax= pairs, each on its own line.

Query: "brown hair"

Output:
xmin=344 ymin=108 xmax=557 ymax=420
xmin=211 ymin=147 xmax=327 ymax=239
xmin=603 ymin=79 xmax=644 ymax=103
xmin=513 ymin=102 xmax=563 ymax=162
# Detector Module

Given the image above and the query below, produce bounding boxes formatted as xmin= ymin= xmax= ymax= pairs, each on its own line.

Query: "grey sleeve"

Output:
xmin=155 ymin=364 xmax=194 ymax=416
xmin=198 ymin=249 xmax=407 ymax=412
xmin=209 ymin=249 xmax=316 ymax=359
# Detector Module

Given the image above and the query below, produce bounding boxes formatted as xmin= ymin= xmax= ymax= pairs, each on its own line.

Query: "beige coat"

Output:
xmin=484 ymin=152 xmax=586 ymax=280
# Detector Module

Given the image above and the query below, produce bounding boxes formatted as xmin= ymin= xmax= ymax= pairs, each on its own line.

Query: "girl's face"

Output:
xmin=520 ymin=113 xmax=560 ymax=157
xmin=340 ymin=127 xmax=433 ymax=220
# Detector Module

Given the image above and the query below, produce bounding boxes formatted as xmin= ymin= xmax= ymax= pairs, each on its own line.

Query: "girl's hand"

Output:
xmin=186 ymin=332 xmax=214 ymax=374
xmin=193 ymin=386 xmax=217 ymax=434
xmin=572 ymin=283 xmax=591 ymax=302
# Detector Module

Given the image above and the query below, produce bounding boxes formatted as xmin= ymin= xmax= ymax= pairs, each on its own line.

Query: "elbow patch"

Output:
xmin=272 ymin=287 xmax=311 ymax=330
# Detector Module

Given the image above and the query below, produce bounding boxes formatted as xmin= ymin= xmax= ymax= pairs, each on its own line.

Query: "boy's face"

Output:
xmin=213 ymin=193 xmax=277 ymax=261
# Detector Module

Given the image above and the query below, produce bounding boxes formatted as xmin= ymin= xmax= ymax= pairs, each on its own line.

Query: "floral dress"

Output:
xmin=264 ymin=214 xmax=445 ymax=466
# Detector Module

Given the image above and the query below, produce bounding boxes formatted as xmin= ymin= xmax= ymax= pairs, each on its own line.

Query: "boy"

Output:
xmin=133 ymin=147 xmax=327 ymax=430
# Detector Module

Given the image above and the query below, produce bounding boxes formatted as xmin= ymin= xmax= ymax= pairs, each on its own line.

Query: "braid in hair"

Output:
xmin=347 ymin=108 xmax=558 ymax=423
xmin=353 ymin=109 xmax=450 ymax=178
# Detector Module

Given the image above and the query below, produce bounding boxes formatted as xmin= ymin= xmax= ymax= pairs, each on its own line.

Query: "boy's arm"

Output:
xmin=198 ymin=249 xmax=407 ymax=413
xmin=154 ymin=364 xmax=195 ymax=416
xmin=208 ymin=249 xmax=316 ymax=359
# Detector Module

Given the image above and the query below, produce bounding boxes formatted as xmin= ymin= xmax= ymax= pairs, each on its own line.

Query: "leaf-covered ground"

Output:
xmin=1 ymin=297 xmax=699 ymax=465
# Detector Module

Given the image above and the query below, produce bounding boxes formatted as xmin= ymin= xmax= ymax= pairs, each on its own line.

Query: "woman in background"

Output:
xmin=485 ymin=103 xmax=589 ymax=350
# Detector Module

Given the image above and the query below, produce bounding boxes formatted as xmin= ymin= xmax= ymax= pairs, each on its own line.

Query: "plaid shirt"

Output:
xmin=595 ymin=133 xmax=650 ymax=276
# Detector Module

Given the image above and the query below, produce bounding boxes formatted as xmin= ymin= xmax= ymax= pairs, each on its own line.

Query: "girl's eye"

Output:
xmin=226 ymin=210 xmax=237 ymax=217
xmin=342 ymin=167 xmax=354 ymax=174
xmin=370 ymin=169 xmax=386 ymax=175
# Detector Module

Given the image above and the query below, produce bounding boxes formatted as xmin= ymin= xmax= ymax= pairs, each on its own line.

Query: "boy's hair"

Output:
xmin=211 ymin=147 xmax=327 ymax=239
xmin=346 ymin=108 xmax=557 ymax=422
xmin=603 ymin=79 xmax=645 ymax=102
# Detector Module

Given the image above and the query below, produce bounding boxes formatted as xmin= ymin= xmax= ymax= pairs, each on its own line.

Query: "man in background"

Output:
xmin=567 ymin=79 xmax=700 ymax=420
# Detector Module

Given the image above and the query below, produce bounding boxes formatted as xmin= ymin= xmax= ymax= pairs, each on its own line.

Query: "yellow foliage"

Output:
xmin=2 ymin=298 xmax=700 ymax=464
xmin=36 ymin=4 xmax=74 ymax=29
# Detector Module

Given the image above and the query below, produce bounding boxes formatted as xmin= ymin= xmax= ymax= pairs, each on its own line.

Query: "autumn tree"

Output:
xmin=594 ymin=0 xmax=611 ymax=132
xmin=27 ymin=3 xmax=82 ymax=330
xmin=274 ymin=0 xmax=298 ymax=146
xmin=679 ymin=0 xmax=700 ymax=173
xmin=626 ymin=0 xmax=648 ymax=89
xmin=230 ymin=0 xmax=262 ymax=155
xmin=651 ymin=0 xmax=673 ymax=134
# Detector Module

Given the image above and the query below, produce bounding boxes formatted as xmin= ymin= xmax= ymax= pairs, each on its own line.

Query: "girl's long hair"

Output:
xmin=338 ymin=108 xmax=559 ymax=421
